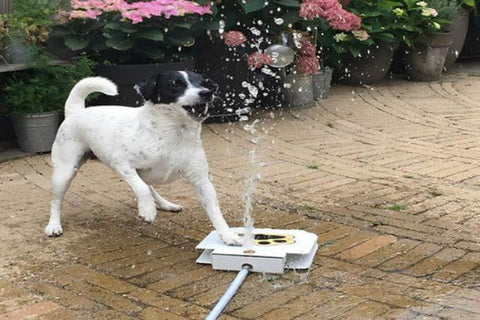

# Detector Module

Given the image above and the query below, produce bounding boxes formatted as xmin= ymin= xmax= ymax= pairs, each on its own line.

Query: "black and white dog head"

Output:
xmin=136 ymin=71 xmax=218 ymax=114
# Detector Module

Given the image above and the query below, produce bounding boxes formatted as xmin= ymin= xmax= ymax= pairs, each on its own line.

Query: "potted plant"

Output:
xmin=0 ymin=56 xmax=94 ymax=153
xmin=281 ymin=39 xmax=317 ymax=108
xmin=52 ymin=0 xmax=215 ymax=106
xmin=444 ymin=0 xmax=476 ymax=69
xmin=299 ymin=0 xmax=397 ymax=85
xmin=394 ymin=0 xmax=456 ymax=81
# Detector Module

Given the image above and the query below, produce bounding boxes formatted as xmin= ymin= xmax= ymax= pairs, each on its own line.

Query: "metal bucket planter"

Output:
xmin=283 ymin=73 xmax=314 ymax=108
xmin=11 ymin=111 xmax=60 ymax=153
xmin=406 ymin=32 xmax=453 ymax=82
xmin=312 ymin=67 xmax=333 ymax=100
xmin=444 ymin=9 xmax=470 ymax=70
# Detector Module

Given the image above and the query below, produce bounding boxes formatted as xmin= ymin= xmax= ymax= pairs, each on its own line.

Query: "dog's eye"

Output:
xmin=171 ymin=80 xmax=181 ymax=87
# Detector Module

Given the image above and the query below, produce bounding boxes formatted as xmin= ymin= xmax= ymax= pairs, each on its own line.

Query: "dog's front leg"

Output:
xmin=193 ymin=176 xmax=242 ymax=246
xmin=116 ymin=167 xmax=157 ymax=222
xmin=185 ymin=156 xmax=242 ymax=245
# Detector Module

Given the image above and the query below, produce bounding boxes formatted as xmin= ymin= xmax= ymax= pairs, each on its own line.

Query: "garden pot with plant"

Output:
xmin=406 ymin=32 xmax=453 ymax=81
xmin=392 ymin=0 xmax=458 ymax=81
xmin=0 ymin=57 xmax=94 ymax=153
xmin=53 ymin=0 xmax=214 ymax=107
xmin=282 ymin=41 xmax=318 ymax=108
xmin=302 ymin=0 xmax=397 ymax=85
xmin=336 ymin=43 xmax=396 ymax=85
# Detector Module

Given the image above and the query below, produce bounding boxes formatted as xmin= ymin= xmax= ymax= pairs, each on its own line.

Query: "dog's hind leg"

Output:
xmin=149 ymin=186 xmax=183 ymax=212
xmin=116 ymin=168 xmax=157 ymax=222
xmin=45 ymin=142 xmax=86 ymax=237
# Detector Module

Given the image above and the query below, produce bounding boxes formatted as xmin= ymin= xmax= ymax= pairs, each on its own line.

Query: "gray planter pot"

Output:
xmin=406 ymin=32 xmax=453 ymax=82
xmin=444 ymin=9 xmax=470 ymax=70
xmin=11 ymin=111 xmax=60 ymax=153
xmin=283 ymin=73 xmax=314 ymax=108
xmin=313 ymin=67 xmax=333 ymax=100
xmin=336 ymin=44 xmax=395 ymax=85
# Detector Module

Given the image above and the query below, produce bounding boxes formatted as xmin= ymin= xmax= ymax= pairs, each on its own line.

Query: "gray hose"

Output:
xmin=205 ymin=266 xmax=251 ymax=320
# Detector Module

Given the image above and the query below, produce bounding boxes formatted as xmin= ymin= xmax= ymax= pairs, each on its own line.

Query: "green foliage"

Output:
xmin=428 ymin=0 xmax=464 ymax=22
xmin=313 ymin=0 xmax=400 ymax=68
xmin=53 ymin=6 xmax=220 ymax=64
xmin=0 ymin=56 xmax=95 ymax=114
xmin=0 ymin=0 xmax=59 ymax=48
xmin=211 ymin=0 xmax=300 ymax=37
xmin=392 ymin=0 xmax=454 ymax=43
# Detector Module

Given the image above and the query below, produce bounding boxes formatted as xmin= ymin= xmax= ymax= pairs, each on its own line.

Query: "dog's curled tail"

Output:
xmin=65 ymin=77 xmax=118 ymax=118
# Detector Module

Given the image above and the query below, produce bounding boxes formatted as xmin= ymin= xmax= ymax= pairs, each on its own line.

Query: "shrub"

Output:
xmin=0 ymin=56 xmax=95 ymax=114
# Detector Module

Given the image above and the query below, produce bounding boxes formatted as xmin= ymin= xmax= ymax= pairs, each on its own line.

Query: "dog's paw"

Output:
xmin=45 ymin=223 xmax=63 ymax=237
xmin=139 ymin=203 xmax=157 ymax=223
xmin=163 ymin=203 xmax=183 ymax=213
xmin=219 ymin=231 xmax=243 ymax=246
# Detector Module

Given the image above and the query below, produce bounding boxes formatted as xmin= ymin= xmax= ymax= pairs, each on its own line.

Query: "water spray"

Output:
xmin=200 ymin=43 xmax=317 ymax=320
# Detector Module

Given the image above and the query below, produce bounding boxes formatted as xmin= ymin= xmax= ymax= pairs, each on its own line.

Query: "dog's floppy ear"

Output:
xmin=135 ymin=73 xmax=160 ymax=102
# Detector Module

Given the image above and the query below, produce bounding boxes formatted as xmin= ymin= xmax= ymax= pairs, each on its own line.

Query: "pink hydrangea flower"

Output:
xmin=299 ymin=0 xmax=361 ymax=32
xmin=298 ymin=41 xmax=316 ymax=57
xmin=328 ymin=11 xmax=361 ymax=31
xmin=68 ymin=0 xmax=212 ymax=23
xmin=248 ymin=52 xmax=273 ymax=69
xmin=222 ymin=31 xmax=247 ymax=47
xmin=85 ymin=9 xmax=102 ymax=19
xmin=295 ymin=55 xmax=319 ymax=75
xmin=69 ymin=10 xmax=89 ymax=19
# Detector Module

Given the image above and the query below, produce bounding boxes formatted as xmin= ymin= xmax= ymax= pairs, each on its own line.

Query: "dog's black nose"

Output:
xmin=200 ymin=89 xmax=213 ymax=101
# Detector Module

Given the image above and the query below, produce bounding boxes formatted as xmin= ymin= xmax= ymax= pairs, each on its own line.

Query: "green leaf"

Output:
xmin=137 ymin=30 xmax=164 ymax=41
xmin=194 ymin=19 xmax=221 ymax=30
xmin=143 ymin=47 xmax=165 ymax=60
xmin=104 ymin=22 xmax=122 ymax=30
xmin=239 ymin=0 xmax=267 ymax=14
xmin=274 ymin=0 xmax=300 ymax=8
xmin=64 ymin=35 xmax=89 ymax=51
xmin=462 ymin=0 xmax=475 ymax=8
xmin=82 ymin=21 xmax=105 ymax=32
xmin=175 ymin=22 xmax=193 ymax=29
xmin=281 ymin=9 xmax=300 ymax=25
xmin=105 ymin=22 xmax=137 ymax=33
xmin=105 ymin=36 xmax=135 ymax=51
xmin=119 ymin=23 xmax=138 ymax=33
xmin=168 ymin=33 xmax=195 ymax=46
xmin=348 ymin=46 xmax=361 ymax=58
xmin=373 ymin=32 xmax=395 ymax=43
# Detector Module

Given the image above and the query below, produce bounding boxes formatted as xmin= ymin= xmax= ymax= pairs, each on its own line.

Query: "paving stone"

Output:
xmin=379 ymin=243 xmax=443 ymax=272
xmin=337 ymin=235 xmax=397 ymax=261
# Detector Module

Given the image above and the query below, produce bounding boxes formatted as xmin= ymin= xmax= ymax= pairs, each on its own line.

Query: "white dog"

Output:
xmin=44 ymin=71 xmax=242 ymax=245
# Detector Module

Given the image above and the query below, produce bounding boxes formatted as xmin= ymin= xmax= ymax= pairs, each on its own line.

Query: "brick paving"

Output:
xmin=1 ymin=71 xmax=480 ymax=319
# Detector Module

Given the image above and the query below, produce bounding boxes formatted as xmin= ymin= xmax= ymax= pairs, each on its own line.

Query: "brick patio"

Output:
xmin=1 ymin=70 xmax=480 ymax=319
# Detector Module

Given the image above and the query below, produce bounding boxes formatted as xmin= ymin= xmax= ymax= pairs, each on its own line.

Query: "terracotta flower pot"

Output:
xmin=406 ymin=32 xmax=453 ymax=82
xmin=444 ymin=9 xmax=470 ymax=70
